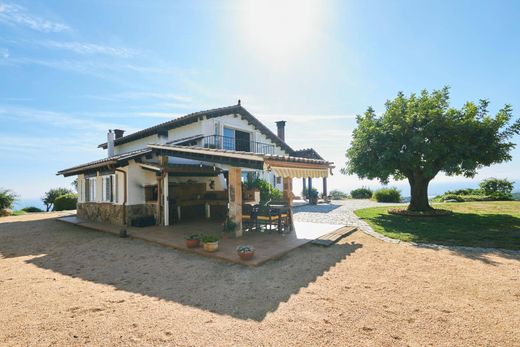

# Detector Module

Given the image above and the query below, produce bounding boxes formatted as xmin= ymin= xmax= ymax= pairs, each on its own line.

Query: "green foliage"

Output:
xmin=343 ymin=87 xmax=520 ymax=211
xmin=236 ymin=245 xmax=255 ymax=253
xmin=223 ymin=218 xmax=237 ymax=233
xmin=355 ymin=201 xmax=520 ymax=250
xmin=513 ymin=192 xmax=520 ymax=201
xmin=249 ymin=178 xmax=282 ymax=202
xmin=373 ymin=187 xmax=401 ymax=202
xmin=201 ymin=234 xmax=219 ymax=243
xmin=43 ymin=187 xmax=73 ymax=212
xmin=21 ymin=206 xmax=44 ymax=213
xmin=350 ymin=187 xmax=373 ymax=199
xmin=186 ymin=234 xmax=201 ymax=240
xmin=433 ymin=178 xmax=515 ymax=202
xmin=479 ymin=178 xmax=514 ymax=196
xmin=308 ymin=187 xmax=319 ymax=198
xmin=53 ymin=193 xmax=78 ymax=211
xmin=329 ymin=189 xmax=349 ymax=200
xmin=0 ymin=188 xmax=17 ymax=210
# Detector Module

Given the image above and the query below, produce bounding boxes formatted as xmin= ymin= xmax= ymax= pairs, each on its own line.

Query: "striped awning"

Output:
xmin=270 ymin=166 xmax=329 ymax=178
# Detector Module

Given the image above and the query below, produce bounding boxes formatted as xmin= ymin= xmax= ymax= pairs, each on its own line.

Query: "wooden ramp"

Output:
xmin=311 ymin=226 xmax=357 ymax=247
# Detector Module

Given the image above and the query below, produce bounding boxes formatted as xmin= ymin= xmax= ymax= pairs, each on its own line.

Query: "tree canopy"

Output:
xmin=42 ymin=187 xmax=73 ymax=212
xmin=343 ymin=87 xmax=520 ymax=211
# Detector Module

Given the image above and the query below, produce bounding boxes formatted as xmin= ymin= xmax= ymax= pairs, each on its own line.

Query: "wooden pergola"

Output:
xmin=149 ymin=144 xmax=333 ymax=237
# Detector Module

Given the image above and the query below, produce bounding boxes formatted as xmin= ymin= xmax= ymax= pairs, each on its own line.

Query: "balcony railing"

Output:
xmin=202 ymin=135 xmax=275 ymax=155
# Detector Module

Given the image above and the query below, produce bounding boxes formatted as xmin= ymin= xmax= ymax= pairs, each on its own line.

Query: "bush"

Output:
xmin=21 ymin=206 xmax=44 ymax=213
xmin=43 ymin=187 xmax=74 ymax=212
xmin=0 ymin=188 xmax=17 ymax=210
xmin=433 ymin=178 xmax=515 ymax=202
xmin=53 ymin=193 xmax=78 ymax=211
xmin=249 ymin=178 xmax=282 ymax=202
xmin=479 ymin=178 xmax=514 ymax=196
xmin=350 ymin=187 xmax=373 ymax=199
xmin=373 ymin=187 xmax=401 ymax=202
xmin=329 ymin=189 xmax=348 ymax=200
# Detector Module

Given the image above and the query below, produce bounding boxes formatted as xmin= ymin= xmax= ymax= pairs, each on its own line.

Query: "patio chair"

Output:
xmin=242 ymin=204 xmax=258 ymax=232
xmin=269 ymin=204 xmax=290 ymax=234
xmin=255 ymin=205 xmax=280 ymax=233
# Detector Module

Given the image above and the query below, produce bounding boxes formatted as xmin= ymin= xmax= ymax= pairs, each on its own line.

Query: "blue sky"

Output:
xmin=1 ymin=0 xmax=519 ymax=203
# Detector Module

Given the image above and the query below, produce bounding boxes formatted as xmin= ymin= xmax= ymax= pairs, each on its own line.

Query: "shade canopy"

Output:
xmin=270 ymin=166 xmax=329 ymax=178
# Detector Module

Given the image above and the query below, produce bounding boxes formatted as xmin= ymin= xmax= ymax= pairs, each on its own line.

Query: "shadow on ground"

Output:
xmin=0 ymin=216 xmax=360 ymax=321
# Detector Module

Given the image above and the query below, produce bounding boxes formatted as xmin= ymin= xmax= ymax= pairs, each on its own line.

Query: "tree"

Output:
xmin=42 ymin=188 xmax=73 ymax=212
xmin=343 ymin=87 xmax=520 ymax=211
xmin=0 ymin=188 xmax=17 ymax=210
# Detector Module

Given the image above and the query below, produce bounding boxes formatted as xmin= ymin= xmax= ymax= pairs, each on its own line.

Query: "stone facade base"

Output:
xmin=77 ymin=203 xmax=158 ymax=226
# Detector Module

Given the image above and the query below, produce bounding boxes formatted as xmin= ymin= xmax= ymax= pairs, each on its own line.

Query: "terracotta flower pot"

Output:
xmin=186 ymin=239 xmax=200 ymax=248
xmin=203 ymin=241 xmax=219 ymax=252
xmin=238 ymin=251 xmax=255 ymax=260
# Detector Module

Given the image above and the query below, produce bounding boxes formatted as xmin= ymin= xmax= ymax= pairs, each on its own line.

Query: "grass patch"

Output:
xmin=355 ymin=201 xmax=520 ymax=250
xmin=11 ymin=210 xmax=27 ymax=216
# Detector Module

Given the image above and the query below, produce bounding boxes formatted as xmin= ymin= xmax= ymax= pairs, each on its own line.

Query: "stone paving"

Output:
xmin=292 ymin=199 xmax=401 ymax=226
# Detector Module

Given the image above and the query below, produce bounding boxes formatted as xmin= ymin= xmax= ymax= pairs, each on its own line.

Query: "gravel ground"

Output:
xmin=1 ymin=212 xmax=519 ymax=346
xmin=293 ymin=199 xmax=401 ymax=226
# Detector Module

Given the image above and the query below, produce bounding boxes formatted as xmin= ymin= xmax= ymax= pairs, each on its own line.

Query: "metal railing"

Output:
xmin=202 ymin=135 xmax=275 ymax=154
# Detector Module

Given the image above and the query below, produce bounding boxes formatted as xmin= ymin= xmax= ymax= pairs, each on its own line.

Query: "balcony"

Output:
xmin=202 ymin=135 xmax=275 ymax=155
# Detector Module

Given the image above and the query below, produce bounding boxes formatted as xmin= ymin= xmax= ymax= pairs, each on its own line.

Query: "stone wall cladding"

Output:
xmin=77 ymin=203 xmax=158 ymax=225
xmin=126 ymin=203 xmax=158 ymax=225
xmin=77 ymin=203 xmax=125 ymax=225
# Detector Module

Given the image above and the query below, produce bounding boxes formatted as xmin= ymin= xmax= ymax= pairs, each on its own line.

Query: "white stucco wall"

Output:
xmin=114 ymin=134 xmax=159 ymax=155
xmin=126 ymin=160 xmax=158 ymax=205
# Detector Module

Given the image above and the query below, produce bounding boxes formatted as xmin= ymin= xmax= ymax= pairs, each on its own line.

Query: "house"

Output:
xmin=57 ymin=101 xmax=333 ymax=236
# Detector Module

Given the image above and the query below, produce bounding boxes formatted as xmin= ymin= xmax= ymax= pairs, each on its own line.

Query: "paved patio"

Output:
xmin=58 ymin=216 xmax=350 ymax=266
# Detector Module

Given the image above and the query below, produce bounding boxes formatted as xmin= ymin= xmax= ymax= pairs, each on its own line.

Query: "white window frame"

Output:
xmin=86 ymin=177 xmax=97 ymax=202
xmin=101 ymin=174 xmax=115 ymax=203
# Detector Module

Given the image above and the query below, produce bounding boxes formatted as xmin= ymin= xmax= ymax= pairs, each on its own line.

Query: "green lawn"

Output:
xmin=355 ymin=201 xmax=520 ymax=250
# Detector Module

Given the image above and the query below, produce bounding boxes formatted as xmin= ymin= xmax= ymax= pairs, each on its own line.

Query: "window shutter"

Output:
xmin=85 ymin=178 xmax=90 ymax=202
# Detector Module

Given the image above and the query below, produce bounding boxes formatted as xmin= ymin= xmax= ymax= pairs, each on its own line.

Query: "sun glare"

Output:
xmin=240 ymin=0 xmax=322 ymax=63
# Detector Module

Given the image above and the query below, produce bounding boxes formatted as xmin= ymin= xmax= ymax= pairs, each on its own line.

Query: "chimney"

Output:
xmin=275 ymin=120 xmax=286 ymax=141
xmin=107 ymin=130 xmax=115 ymax=157
xmin=157 ymin=128 xmax=168 ymax=145
xmin=114 ymin=129 xmax=125 ymax=139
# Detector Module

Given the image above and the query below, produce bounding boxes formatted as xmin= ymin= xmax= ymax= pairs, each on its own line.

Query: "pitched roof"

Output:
xmin=98 ymin=103 xmax=294 ymax=154
xmin=57 ymin=148 xmax=152 ymax=177
xmin=292 ymin=148 xmax=325 ymax=160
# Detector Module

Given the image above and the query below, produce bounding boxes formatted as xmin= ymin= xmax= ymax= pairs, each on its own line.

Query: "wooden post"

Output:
xmin=302 ymin=177 xmax=307 ymax=199
xmin=308 ymin=177 xmax=312 ymax=194
xmin=163 ymin=172 xmax=169 ymax=226
xmin=228 ymin=167 xmax=243 ymax=237
xmin=322 ymin=177 xmax=328 ymax=197
xmin=283 ymin=177 xmax=294 ymax=232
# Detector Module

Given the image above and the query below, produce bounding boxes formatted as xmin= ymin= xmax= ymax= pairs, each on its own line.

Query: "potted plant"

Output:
xmin=201 ymin=234 xmax=219 ymax=252
xmin=309 ymin=188 xmax=319 ymax=205
xmin=185 ymin=234 xmax=201 ymax=248
xmin=222 ymin=218 xmax=237 ymax=238
xmin=237 ymin=245 xmax=255 ymax=260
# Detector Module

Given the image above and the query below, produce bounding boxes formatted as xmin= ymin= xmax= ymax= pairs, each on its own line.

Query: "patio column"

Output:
xmin=307 ymin=177 xmax=312 ymax=195
xmin=163 ymin=172 xmax=169 ymax=226
xmin=302 ymin=178 xmax=307 ymax=199
xmin=322 ymin=177 xmax=328 ymax=197
xmin=228 ymin=167 xmax=243 ymax=237
xmin=283 ymin=177 xmax=294 ymax=232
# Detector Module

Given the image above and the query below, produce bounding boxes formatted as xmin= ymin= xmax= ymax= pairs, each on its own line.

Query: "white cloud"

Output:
xmin=0 ymin=47 xmax=7 ymax=58
xmin=39 ymin=40 xmax=135 ymax=57
xmin=0 ymin=2 xmax=69 ymax=32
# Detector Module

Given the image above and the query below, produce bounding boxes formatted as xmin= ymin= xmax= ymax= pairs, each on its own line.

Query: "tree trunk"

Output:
xmin=408 ymin=175 xmax=433 ymax=211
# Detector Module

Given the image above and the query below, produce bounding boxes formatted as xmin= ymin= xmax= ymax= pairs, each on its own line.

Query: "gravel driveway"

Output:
xmin=1 ymin=212 xmax=519 ymax=346
xmin=293 ymin=199 xmax=401 ymax=226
